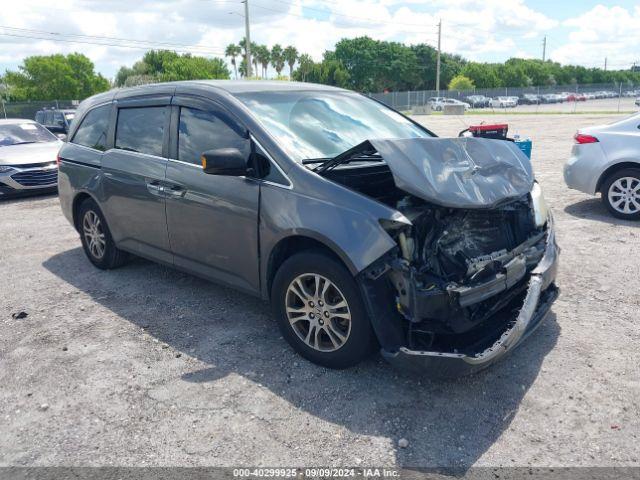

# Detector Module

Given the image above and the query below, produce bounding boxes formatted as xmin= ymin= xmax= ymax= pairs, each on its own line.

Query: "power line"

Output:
xmin=0 ymin=25 xmax=226 ymax=55
xmin=0 ymin=32 xmax=226 ymax=56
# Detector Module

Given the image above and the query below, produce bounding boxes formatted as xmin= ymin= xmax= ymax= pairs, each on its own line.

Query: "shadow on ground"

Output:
xmin=43 ymin=247 xmax=560 ymax=468
xmin=564 ymin=198 xmax=639 ymax=226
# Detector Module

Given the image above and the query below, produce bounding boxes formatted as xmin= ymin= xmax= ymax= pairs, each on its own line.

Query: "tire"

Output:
xmin=77 ymin=198 xmax=129 ymax=269
xmin=271 ymin=251 xmax=376 ymax=369
xmin=600 ymin=168 xmax=640 ymax=220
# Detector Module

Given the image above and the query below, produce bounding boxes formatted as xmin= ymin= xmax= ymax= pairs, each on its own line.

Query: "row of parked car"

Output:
xmin=429 ymin=90 xmax=633 ymax=110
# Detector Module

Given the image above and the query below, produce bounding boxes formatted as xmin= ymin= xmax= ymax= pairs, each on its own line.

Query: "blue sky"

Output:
xmin=0 ymin=0 xmax=638 ymax=79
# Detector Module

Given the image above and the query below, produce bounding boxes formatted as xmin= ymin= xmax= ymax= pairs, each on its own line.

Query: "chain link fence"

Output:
xmin=368 ymin=82 xmax=640 ymax=112
xmin=0 ymin=100 xmax=79 ymax=121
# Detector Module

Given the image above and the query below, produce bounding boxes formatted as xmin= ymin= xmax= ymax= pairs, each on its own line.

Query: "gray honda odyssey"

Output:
xmin=58 ymin=81 xmax=559 ymax=376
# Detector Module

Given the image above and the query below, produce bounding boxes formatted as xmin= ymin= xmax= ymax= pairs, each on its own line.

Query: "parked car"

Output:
xmin=58 ymin=81 xmax=559 ymax=375
xmin=464 ymin=95 xmax=490 ymax=108
xmin=635 ymin=97 xmax=640 ymax=107
xmin=428 ymin=97 xmax=470 ymax=111
xmin=519 ymin=94 xmax=540 ymax=105
xmin=490 ymin=96 xmax=517 ymax=108
xmin=541 ymin=93 xmax=564 ymax=104
xmin=35 ymin=108 xmax=76 ymax=139
xmin=0 ymin=119 xmax=62 ymax=197
xmin=564 ymin=112 xmax=640 ymax=220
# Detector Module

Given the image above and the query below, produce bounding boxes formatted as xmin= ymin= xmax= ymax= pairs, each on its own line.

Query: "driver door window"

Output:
xmin=178 ymin=107 xmax=250 ymax=164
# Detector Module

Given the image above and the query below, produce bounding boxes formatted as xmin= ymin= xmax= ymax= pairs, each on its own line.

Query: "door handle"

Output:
xmin=165 ymin=185 xmax=186 ymax=198
xmin=146 ymin=181 xmax=165 ymax=196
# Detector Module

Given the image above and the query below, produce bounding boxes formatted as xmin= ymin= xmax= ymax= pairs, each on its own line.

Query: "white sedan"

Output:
xmin=564 ymin=113 xmax=640 ymax=219
xmin=0 ymin=119 xmax=63 ymax=197
xmin=428 ymin=97 xmax=470 ymax=111
xmin=490 ymin=96 xmax=517 ymax=108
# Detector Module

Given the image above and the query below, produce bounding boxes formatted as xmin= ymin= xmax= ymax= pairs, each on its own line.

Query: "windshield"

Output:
xmin=0 ymin=122 xmax=58 ymax=147
xmin=234 ymin=90 xmax=431 ymax=163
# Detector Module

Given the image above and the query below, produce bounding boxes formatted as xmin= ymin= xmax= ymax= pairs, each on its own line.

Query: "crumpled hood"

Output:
xmin=370 ymin=137 xmax=534 ymax=209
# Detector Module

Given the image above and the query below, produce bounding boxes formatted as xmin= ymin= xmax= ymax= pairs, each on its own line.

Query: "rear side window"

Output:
xmin=72 ymin=104 xmax=111 ymax=151
xmin=178 ymin=107 xmax=248 ymax=164
xmin=35 ymin=112 xmax=44 ymax=123
xmin=44 ymin=111 xmax=53 ymax=125
xmin=115 ymin=106 xmax=166 ymax=157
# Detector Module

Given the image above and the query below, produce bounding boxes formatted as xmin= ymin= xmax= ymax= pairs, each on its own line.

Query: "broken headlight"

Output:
xmin=531 ymin=182 xmax=549 ymax=227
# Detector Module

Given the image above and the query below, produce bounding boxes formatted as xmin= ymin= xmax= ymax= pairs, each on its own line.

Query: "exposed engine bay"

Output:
xmin=317 ymin=138 xmax=556 ymax=364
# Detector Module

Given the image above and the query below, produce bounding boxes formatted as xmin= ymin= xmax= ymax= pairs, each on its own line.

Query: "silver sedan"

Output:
xmin=0 ymin=119 xmax=63 ymax=197
xmin=564 ymin=113 xmax=640 ymax=219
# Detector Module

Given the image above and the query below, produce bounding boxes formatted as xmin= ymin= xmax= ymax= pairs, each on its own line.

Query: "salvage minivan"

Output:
xmin=58 ymin=81 xmax=559 ymax=376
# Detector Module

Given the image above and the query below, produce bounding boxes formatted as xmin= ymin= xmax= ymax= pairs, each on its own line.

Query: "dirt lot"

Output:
xmin=0 ymin=113 xmax=638 ymax=468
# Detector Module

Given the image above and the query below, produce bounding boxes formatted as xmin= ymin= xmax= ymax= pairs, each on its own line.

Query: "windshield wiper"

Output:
xmin=8 ymin=141 xmax=38 ymax=146
xmin=314 ymin=141 xmax=381 ymax=173
xmin=302 ymin=157 xmax=331 ymax=165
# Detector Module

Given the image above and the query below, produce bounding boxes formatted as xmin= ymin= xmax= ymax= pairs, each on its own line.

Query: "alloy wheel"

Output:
xmin=82 ymin=210 xmax=106 ymax=259
xmin=285 ymin=273 xmax=352 ymax=352
xmin=608 ymin=176 xmax=640 ymax=215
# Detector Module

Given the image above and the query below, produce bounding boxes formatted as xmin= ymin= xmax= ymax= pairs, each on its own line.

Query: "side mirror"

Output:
xmin=201 ymin=148 xmax=249 ymax=176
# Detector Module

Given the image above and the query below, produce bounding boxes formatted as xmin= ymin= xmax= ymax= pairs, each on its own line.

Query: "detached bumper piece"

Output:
xmin=380 ymin=228 xmax=559 ymax=377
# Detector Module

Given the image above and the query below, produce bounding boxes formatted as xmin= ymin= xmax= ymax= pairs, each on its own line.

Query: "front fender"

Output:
xmin=259 ymin=182 xmax=398 ymax=298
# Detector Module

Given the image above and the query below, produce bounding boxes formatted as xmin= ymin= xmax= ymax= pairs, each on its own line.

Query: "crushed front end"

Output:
xmin=320 ymin=137 xmax=559 ymax=376
xmin=359 ymin=194 xmax=559 ymax=377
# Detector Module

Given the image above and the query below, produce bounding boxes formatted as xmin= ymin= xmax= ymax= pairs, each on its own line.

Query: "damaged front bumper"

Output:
xmin=362 ymin=223 xmax=559 ymax=378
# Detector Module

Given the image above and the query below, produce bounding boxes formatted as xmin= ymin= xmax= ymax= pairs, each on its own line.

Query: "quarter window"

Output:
xmin=72 ymin=104 xmax=111 ymax=152
xmin=178 ymin=107 xmax=249 ymax=165
xmin=115 ymin=106 xmax=166 ymax=157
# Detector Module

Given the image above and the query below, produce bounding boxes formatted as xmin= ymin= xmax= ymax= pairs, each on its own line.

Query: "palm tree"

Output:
xmin=225 ymin=44 xmax=241 ymax=79
xmin=255 ymin=45 xmax=271 ymax=79
xmin=270 ymin=44 xmax=285 ymax=77
xmin=283 ymin=46 xmax=298 ymax=79
xmin=296 ymin=53 xmax=314 ymax=82
xmin=252 ymin=42 xmax=259 ymax=79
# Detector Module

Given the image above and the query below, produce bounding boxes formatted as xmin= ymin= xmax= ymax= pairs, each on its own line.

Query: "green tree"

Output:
xmin=159 ymin=55 xmax=230 ymax=82
xmin=3 ymin=53 xmax=108 ymax=100
xmin=225 ymin=44 xmax=241 ymax=79
xmin=115 ymin=50 xmax=229 ymax=86
xmin=448 ymin=74 xmax=474 ymax=91
xmin=271 ymin=44 xmax=285 ymax=76
xmin=254 ymin=45 xmax=271 ymax=78
xmin=461 ymin=62 xmax=502 ymax=88
xmin=332 ymin=37 xmax=420 ymax=92
xmin=295 ymin=54 xmax=314 ymax=82
xmin=283 ymin=46 xmax=298 ymax=79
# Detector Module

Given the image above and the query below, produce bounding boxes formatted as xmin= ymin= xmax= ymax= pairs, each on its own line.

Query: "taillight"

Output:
xmin=56 ymin=154 xmax=61 ymax=166
xmin=574 ymin=133 xmax=599 ymax=144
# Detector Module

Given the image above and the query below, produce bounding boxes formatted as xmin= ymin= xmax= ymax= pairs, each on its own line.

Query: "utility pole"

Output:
xmin=242 ymin=0 xmax=252 ymax=78
xmin=542 ymin=36 xmax=546 ymax=62
xmin=435 ymin=19 xmax=442 ymax=95
xmin=604 ymin=57 xmax=607 ymax=71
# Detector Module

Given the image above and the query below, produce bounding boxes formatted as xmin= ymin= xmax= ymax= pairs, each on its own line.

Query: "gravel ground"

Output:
xmin=0 ymin=113 xmax=639 ymax=468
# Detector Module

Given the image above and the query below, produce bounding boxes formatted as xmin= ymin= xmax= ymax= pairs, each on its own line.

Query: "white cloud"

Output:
xmin=550 ymin=5 xmax=640 ymax=69
xmin=0 ymin=0 xmax=633 ymax=81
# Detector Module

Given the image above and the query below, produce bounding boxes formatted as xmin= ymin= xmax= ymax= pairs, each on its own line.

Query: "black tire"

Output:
xmin=271 ymin=251 xmax=376 ymax=369
xmin=600 ymin=168 xmax=640 ymax=220
xmin=77 ymin=198 xmax=129 ymax=269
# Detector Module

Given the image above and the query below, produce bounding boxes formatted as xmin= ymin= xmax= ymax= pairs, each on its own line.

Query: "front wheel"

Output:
xmin=78 ymin=198 xmax=129 ymax=269
xmin=601 ymin=168 xmax=640 ymax=220
xmin=271 ymin=251 xmax=376 ymax=369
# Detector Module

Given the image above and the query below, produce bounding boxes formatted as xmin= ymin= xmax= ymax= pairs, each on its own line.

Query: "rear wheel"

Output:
xmin=601 ymin=168 xmax=640 ymax=220
xmin=78 ymin=198 xmax=129 ymax=269
xmin=271 ymin=251 xmax=376 ymax=369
